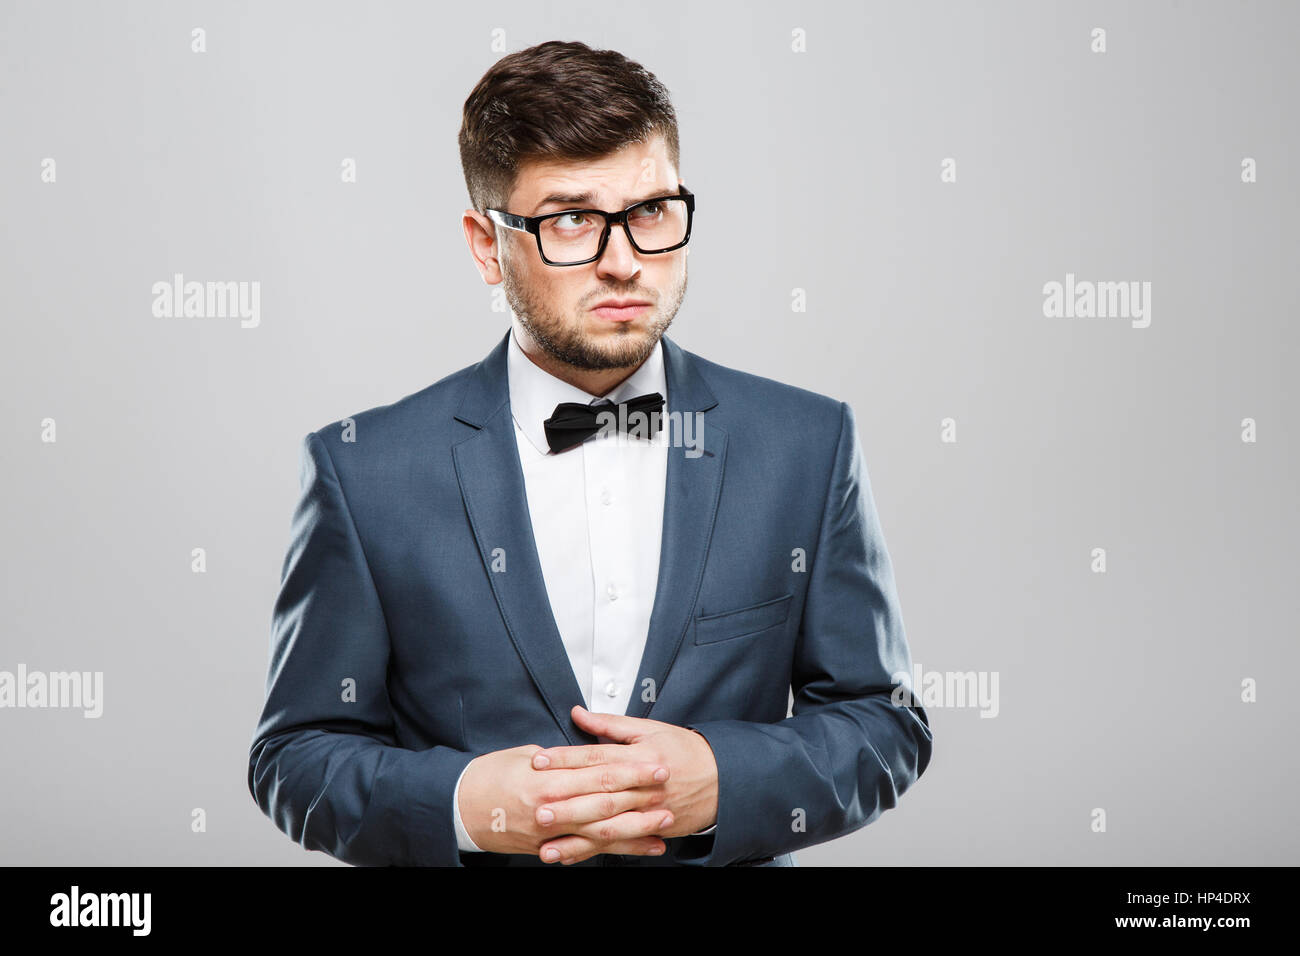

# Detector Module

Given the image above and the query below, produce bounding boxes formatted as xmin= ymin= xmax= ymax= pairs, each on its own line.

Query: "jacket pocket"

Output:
xmin=694 ymin=593 xmax=792 ymax=645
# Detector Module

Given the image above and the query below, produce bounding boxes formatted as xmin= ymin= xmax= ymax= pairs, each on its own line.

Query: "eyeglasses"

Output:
xmin=487 ymin=185 xmax=695 ymax=266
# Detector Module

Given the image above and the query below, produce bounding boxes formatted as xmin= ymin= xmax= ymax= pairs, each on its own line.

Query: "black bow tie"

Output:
xmin=544 ymin=391 xmax=665 ymax=454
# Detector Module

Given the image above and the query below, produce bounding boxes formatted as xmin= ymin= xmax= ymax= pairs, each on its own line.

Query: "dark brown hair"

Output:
xmin=458 ymin=40 xmax=680 ymax=215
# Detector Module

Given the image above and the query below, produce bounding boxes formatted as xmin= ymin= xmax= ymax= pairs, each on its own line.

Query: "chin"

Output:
xmin=586 ymin=317 xmax=640 ymax=335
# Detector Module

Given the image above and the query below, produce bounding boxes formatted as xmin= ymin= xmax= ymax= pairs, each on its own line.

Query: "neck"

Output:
xmin=511 ymin=322 xmax=647 ymax=399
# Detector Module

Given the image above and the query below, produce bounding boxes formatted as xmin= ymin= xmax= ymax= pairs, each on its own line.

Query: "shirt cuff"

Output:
xmin=685 ymin=728 xmax=717 ymax=836
xmin=453 ymin=761 xmax=485 ymax=852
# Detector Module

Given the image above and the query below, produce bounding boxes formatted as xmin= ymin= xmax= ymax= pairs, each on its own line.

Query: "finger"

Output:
xmin=571 ymin=762 xmax=669 ymax=800
xmin=570 ymin=706 xmax=652 ymax=744
xmin=539 ymin=835 xmax=668 ymax=865
xmin=533 ymin=743 xmax=667 ymax=775
xmin=532 ymin=743 xmax=625 ymax=770
xmin=535 ymin=785 xmax=666 ymax=828
xmin=542 ymin=808 xmax=673 ymax=864
xmin=563 ymin=809 xmax=673 ymax=851
xmin=533 ymin=762 xmax=669 ymax=805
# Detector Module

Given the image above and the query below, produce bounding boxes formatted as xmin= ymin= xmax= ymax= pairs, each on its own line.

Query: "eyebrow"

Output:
xmin=530 ymin=188 xmax=676 ymax=215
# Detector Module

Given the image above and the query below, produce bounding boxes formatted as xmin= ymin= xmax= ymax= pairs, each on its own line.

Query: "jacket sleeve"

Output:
xmin=678 ymin=400 xmax=933 ymax=866
xmin=247 ymin=432 xmax=475 ymax=866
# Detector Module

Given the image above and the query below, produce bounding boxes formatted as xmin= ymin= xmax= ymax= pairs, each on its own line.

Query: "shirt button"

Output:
xmin=601 ymin=488 xmax=612 ymax=505
xmin=605 ymin=681 xmax=619 ymax=698
xmin=607 ymin=584 xmax=618 ymax=601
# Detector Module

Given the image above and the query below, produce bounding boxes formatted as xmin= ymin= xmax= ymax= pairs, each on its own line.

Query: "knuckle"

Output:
xmin=599 ymin=769 xmax=618 ymax=792
xmin=530 ymin=781 xmax=560 ymax=804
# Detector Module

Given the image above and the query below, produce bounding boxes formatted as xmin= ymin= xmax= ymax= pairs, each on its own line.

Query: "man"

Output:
xmin=248 ymin=39 xmax=932 ymax=867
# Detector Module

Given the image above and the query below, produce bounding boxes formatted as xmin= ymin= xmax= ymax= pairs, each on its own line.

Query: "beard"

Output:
xmin=501 ymin=256 xmax=687 ymax=372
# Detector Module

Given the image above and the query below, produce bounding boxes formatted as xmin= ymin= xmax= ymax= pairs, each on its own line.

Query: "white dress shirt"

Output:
xmin=452 ymin=326 xmax=711 ymax=853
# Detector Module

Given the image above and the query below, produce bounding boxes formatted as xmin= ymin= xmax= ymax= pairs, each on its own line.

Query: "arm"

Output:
xmin=677 ymin=401 xmax=933 ymax=866
xmin=247 ymin=432 xmax=475 ymax=867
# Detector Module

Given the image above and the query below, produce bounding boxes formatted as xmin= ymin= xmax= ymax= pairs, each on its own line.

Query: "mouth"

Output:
xmin=591 ymin=300 xmax=652 ymax=322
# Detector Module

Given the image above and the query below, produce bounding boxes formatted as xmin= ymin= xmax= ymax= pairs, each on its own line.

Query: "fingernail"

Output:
xmin=649 ymin=845 xmax=665 ymax=855
xmin=653 ymin=768 xmax=668 ymax=782
xmin=661 ymin=813 xmax=674 ymax=828
xmin=533 ymin=753 xmax=550 ymax=769
xmin=537 ymin=808 xmax=554 ymax=824
xmin=542 ymin=848 xmax=560 ymax=862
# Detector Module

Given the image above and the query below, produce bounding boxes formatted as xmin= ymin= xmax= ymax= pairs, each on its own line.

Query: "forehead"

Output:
xmin=511 ymin=134 xmax=677 ymax=210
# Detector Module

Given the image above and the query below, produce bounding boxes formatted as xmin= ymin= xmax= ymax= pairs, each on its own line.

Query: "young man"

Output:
xmin=248 ymin=39 xmax=932 ymax=867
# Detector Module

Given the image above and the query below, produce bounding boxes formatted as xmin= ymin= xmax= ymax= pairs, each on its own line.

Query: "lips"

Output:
xmin=592 ymin=299 xmax=651 ymax=310
xmin=591 ymin=299 xmax=652 ymax=323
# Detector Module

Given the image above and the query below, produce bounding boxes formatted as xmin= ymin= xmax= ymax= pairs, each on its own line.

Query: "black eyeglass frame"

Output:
xmin=486 ymin=185 xmax=695 ymax=266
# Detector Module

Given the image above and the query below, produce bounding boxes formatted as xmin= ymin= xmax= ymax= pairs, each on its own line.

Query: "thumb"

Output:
xmin=572 ymin=705 xmax=644 ymax=743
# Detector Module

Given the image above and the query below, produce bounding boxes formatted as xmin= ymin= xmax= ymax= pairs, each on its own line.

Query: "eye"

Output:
xmin=631 ymin=202 xmax=663 ymax=220
xmin=553 ymin=211 xmax=593 ymax=230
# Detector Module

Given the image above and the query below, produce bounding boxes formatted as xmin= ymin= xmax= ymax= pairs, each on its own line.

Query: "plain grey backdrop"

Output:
xmin=1 ymin=0 xmax=1296 ymax=865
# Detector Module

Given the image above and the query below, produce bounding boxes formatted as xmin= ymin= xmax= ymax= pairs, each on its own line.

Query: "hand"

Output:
xmin=529 ymin=705 xmax=720 ymax=864
xmin=457 ymin=743 xmax=674 ymax=859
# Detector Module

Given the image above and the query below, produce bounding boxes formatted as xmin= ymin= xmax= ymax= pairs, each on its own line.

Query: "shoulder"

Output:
xmin=303 ymin=356 xmax=483 ymax=456
xmin=675 ymin=341 xmax=847 ymax=438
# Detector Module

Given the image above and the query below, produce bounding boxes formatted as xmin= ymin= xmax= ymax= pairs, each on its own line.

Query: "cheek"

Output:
xmin=544 ymin=273 xmax=574 ymax=304
xmin=661 ymin=259 xmax=688 ymax=293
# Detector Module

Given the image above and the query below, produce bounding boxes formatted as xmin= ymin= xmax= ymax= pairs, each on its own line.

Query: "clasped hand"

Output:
xmin=458 ymin=705 xmax=719 ymax=864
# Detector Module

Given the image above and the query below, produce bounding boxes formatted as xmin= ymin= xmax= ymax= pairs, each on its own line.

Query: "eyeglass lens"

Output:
xmin=538 ymin=198 xmax=688 ymax=263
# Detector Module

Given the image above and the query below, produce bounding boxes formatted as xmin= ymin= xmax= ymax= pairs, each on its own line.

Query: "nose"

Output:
xmin=594 ymin=221 xmax=641 ymax=279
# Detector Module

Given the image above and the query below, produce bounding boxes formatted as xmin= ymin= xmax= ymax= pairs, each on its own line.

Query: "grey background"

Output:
xmin=1 ymin=0 xmax=1295 ymax=865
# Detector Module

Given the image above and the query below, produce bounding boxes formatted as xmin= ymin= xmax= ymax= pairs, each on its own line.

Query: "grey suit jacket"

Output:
xmin=248 ymin=329 xmax=933 ymax=866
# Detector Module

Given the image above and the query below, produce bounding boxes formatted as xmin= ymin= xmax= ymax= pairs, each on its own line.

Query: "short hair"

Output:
xmin=458 ymin=40 xmax=681 ymax=216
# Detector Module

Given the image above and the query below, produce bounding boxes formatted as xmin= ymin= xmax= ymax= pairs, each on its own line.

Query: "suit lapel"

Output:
xmin=452 ymin=332 xmax=589 ymax=744
xmin=625 ymin=335 xmax=725 ymax=719
xmin=451 ymin=330 xmax=725 ymax=743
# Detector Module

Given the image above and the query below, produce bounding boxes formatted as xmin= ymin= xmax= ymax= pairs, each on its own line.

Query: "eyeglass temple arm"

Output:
xmin=487 ymin=208 xmax=529 ymax=231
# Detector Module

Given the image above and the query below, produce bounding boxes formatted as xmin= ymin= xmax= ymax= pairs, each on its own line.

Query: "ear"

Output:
xmin=463 ymin=209 xmax=504 ymax=285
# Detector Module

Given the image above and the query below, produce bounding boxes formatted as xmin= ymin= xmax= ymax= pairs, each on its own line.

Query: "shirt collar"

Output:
xmin=507 ymin=326 xmax=668 ymax=456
